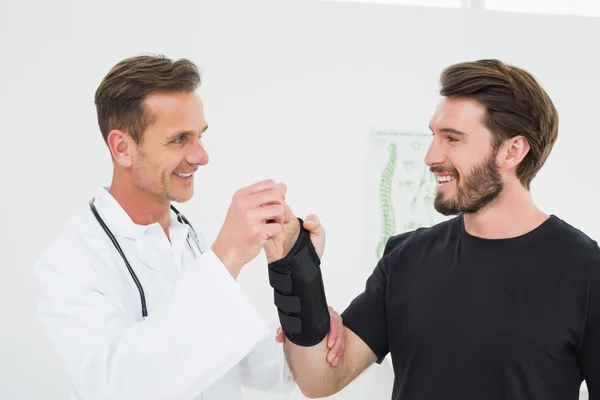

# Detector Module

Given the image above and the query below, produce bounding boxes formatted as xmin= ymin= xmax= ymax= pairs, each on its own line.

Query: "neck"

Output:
xmin=462 ymin=181 xmax=549 ymax=239
xmin=108 ymin=173 xmax=171 ymax=238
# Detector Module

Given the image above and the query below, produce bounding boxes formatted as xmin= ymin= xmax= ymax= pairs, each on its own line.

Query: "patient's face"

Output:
xmin=425 ymin=97 xmax=504 ymax=215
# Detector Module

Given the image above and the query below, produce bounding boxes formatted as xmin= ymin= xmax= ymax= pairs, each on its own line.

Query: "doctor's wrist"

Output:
xmin=211 ymin=244 xmax=243 ymax=280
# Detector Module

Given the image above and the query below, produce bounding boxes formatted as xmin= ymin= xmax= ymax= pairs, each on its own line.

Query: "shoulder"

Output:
xmin=545 ymin=215 xmax=600 ymax=277
xmin=382 ymin=216 xmax=461 ymax=260
xmin=547 ymin=216 xmax=600 ymax=258
xmin=550 ymin=215 xmax=598 ymax=242
xmin=34 ymin=208 xmax=106 ymax=281
xmin=372 ymin=217 xmax=461 ymax=281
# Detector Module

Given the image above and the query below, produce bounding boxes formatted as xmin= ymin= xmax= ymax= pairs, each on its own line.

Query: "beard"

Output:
xmin=432 ymin=149 xmax=503 ymax=216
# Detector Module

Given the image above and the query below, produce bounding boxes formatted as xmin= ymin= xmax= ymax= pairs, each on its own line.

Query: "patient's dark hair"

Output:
xmin=439 ymin=59 xmax=558 ymax=189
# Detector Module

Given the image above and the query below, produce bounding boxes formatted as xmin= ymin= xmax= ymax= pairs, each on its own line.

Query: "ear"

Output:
xmin=502 ymin=135 xmax=530 ymax=170
xmin=107 ymin=129 xmax=134 ymax=168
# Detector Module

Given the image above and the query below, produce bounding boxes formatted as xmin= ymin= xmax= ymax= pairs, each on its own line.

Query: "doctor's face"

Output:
xmin=130 ymin=91 xmax=209 ymax=204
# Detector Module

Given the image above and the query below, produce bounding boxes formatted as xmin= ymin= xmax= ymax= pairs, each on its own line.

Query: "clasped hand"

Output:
xmin=261 ymin=183 xmax=344 ymax=368
xmin=211 ymin=179 xmax=345 ymax=367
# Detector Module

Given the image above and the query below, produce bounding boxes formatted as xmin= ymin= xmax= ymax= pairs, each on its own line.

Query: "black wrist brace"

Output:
xmin=268 ymin=218 xmax=330 ymax=346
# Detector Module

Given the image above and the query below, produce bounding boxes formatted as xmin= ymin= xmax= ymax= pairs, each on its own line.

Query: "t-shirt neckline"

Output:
xmin=457 ymin=213 xmax=558 ymax=249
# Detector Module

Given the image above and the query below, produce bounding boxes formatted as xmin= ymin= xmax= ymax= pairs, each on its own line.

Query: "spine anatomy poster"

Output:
xmin=365 ymin=130 xmax=451 ymax=269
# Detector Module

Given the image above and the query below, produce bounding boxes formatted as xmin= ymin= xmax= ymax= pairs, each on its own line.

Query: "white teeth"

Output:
xmin=437 ymin=175 xmax=455 ymax=183
xmin=175 ymin=173 xmax=193 ymax=178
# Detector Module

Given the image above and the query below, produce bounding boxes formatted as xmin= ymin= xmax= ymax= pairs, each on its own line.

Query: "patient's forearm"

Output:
xmin=284 ymin=337 xmax=344 ymax=398
xmin=284 ymin=326 xmax=377 ymax=398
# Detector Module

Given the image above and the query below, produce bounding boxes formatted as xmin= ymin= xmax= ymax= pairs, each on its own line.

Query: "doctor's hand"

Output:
xmin=212 ymin=179 xmax=286 ymax=278
xmin=275 ymin=306 xmax=345 ymax=367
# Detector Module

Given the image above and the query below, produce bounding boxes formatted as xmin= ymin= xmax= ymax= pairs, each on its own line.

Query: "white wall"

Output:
xmin=1 ymin=0 xmax=598 ymax=399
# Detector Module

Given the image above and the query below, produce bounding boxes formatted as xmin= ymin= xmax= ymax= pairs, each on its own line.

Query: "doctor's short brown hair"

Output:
xmin=439 ymin=59 xmax=559 ymax=190
xmin=94 ymin=54 xmax=201 ymax=145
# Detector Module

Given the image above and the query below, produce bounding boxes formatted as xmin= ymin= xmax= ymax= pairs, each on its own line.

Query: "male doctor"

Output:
xmin=34 ymin=54 xmax=345 ymax=400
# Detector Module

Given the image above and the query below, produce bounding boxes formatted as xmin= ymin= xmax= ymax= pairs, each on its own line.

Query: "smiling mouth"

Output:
xmin=174 ymin=172 xmax=193 ymax=178
xmin=435 ymin=174 xmax=456 ymax=185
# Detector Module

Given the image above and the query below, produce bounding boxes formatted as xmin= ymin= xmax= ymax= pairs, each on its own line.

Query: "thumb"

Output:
xmin=303 ymin=214 xmax=323 ymax=235
xmin=278 ymin=182 xmax=288 ymax=200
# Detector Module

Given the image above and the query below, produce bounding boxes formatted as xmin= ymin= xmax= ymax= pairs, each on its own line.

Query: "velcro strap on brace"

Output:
xmin=268 ymin=218 xmax=330 ymax=346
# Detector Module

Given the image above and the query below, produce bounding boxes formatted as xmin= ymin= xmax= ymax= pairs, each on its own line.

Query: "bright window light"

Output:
xmin=484 ymin=0 xmax=600 ymax=17
xmin=314 ymin=0 xmax=465 ymax=8
xmin=314 ymin=0 xmax=600 ymax=17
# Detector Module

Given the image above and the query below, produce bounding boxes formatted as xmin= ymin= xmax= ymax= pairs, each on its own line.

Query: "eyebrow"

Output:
xmin=429 ymin=126 xmax=468 ymax=136
xmin=167 ymin=125 xmax=208 ymax=141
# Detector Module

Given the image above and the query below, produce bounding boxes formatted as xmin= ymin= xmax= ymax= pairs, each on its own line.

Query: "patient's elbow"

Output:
xmin=297 ymin=381 xmax=339 ymax=398
xmin=299 ymin=387 xmax=327 ymax=399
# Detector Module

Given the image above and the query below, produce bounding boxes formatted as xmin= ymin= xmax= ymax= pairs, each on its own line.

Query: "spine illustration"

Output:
xmin=376 ymin=142 xmax=397 ymax=259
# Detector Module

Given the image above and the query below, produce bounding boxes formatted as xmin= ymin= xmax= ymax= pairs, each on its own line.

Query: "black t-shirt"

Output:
xmin=341 ymin=214 xmax=600 ymax=400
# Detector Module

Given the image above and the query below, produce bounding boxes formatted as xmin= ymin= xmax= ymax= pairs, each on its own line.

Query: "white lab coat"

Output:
xmin=34 ymin=186 xmax=295 ymax=400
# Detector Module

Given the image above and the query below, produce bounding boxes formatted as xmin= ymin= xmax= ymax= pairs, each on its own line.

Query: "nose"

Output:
xmin=424 ymin=137 xmax=445 ymax=167
xmin=186 ymin=137 xmax=209 ymax=166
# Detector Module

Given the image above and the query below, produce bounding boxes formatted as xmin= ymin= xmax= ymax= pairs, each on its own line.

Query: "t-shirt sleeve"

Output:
xmin=578 ymin=247 xmax=600 ymax=397
xmin=341 ymin=232 xmax=412 ymax=364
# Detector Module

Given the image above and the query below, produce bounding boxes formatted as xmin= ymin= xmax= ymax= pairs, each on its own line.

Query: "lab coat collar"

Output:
xmin=92 ymin=186 xmax=191 ymax=241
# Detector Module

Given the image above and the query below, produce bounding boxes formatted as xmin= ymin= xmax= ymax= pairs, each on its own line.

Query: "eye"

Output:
xmin=447 ymin=136 xmax=459 ymax=143
xmin=172 ymin=135 xmax=187 ymax=144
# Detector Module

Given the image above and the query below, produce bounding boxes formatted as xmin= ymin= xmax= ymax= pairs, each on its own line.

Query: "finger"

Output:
xmin=328 ymin=337 xmax=344 ymax=367
xmin=248 ymin=188 xmax=285 ymax=208
xmin=243 ymin=179 xmax=280 ymax=195
xmin=327 ymin=306 xmax=336 ymax=348
xmin=253 ymin=204 xmax=285 ymax=224
xmin=327 ymin=326 xmax=338 ymax=349
xmin=327 ymin=349 xmax=337 ymax=366
xmin=275 ymin=328 xmax=285 ymax=343
xmin=263 ymin=222 xmax=283 ymax=239
xmin=331 ymin=328 xmax=344 ymax=358
xmin=337 ymin=321 xmax=346 ymax=357
xmin=278 ymin=182 xmax=287 ymax=199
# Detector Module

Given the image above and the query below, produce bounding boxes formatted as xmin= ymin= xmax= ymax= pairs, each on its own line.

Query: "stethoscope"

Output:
xmin=88 ymin=197 xmax=204 ymax=319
